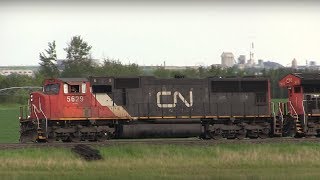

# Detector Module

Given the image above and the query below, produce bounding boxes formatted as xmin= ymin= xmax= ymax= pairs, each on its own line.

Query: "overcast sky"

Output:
xmin=1 ymin=1 xmax=320 ymax=67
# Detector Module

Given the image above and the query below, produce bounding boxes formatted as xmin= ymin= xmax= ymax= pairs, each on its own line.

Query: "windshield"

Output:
xmin=44 ymin=84 xmax=60 ymax=94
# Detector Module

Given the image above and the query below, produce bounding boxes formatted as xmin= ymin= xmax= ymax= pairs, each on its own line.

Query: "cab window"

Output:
xmin=294 ymin=87 xmax=301 ymax=93
xmin=44 ymin=84 xmax=60 ymax=94
xmin=70 ymin=85 xmax=80 ymax=93
xmin=63 ymin=83 xmax=86 ymax=94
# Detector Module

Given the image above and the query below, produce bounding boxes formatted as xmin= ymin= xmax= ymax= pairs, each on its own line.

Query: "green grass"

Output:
xmin=0 ymin=104 xmax=20 ymax=143
xmin=1 ymin=143 xmax=320 ymax=179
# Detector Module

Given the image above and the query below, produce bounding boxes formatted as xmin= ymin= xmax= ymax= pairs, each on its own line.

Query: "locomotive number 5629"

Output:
xmin=66 ymin=96 xmax=84 ymax=103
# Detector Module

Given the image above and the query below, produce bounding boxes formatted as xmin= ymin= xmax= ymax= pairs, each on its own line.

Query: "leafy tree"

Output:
xmin=64 ymin=35 xmax=92 ymax=61
xmin=153 ymin=67 xmax=171 ymax=78
xmin=39 ymin=41 xmax=59 ymax=78
xmin=61 ymin=35 xmax=97 ymax=77
xmin=96 ymin=59 xmax=143 ymax=76
xmin=181 ymin=68 xmax=198 ymax=78
xmin=198 ymin=66 xmax=207 ymax=78
xmin=0 ymin=75 xmax=5 ymax=89
xmin=0 ymin=74 xmax=36 ymax=104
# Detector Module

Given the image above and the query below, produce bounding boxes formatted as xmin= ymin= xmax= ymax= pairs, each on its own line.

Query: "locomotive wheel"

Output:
xmin=62 ymin=138 xmax=72 ymax=143
xmin=213 ymin=129 xmax=224 ymax=140
xmin=207 ymin=130 xmax=223 ymax=140
xmin=259 ymin=133 xmax=268 ymax=139
xmin=237 ymin=129 xmax=247 ymax=140
xmin=61 ymin=136 xmax=72 ymax=142
xmin=259 ymin=128 xmax=270 ymax=139
xmin=207 ymin=130 xmax=215 ymax=139
xmin=247 ymin=130 xmax=259 ymax=139
xmin=105 ymin=131 xmax=114 ymax=140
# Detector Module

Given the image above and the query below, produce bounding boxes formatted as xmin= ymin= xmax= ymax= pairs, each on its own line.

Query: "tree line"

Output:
xmin=1 ymin=35 xmax=319 ymax=104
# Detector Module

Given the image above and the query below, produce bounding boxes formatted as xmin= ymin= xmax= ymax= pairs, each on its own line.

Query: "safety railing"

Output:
xmin=288 ymin=101 xmax=298 ymax=117
xmin=278 ymin=102 xmax=284 ymax=124
xmin=302 ymin=100 xmax=307 ymax=130
xmin=32 ymin=97 xmax=48 ymax=137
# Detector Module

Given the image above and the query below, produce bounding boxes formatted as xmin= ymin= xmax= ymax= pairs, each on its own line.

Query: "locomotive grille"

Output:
xmin=211 ymin=80 xmax=268 ymax=92
xmin=115 ymin=78 xmax=140 ymax=89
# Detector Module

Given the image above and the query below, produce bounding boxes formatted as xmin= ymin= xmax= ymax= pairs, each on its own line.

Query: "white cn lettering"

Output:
xmin=157 ymin=91 xmax=193 ymax=108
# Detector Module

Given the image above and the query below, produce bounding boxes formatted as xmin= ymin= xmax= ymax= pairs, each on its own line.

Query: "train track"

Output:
xmin=1 ymin=137 xmax=320 ymax=150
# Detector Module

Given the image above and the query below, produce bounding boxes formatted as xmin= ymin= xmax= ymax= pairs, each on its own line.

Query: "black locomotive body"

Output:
xmin=93 ymin=76 xmax=272 ymax=139
xmin=20 ymin=75 xmax=273 ymax=142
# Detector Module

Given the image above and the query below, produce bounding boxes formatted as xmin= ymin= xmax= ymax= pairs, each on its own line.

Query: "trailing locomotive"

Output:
xmin=279 ymin=73 xmax=320 ymax=137
xmin=19 ymin=75 xmax=273 ymax=142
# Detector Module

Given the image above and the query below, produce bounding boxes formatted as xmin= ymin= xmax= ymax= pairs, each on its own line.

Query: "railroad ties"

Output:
xmin=71 ymin=144 xmax=102 ymax=161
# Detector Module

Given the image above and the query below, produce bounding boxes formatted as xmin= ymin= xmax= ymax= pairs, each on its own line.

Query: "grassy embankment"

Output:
xmin=0 ymin=104 xmax=20 ymax=143
xmin=1 ymin=143 xmax=320 ymax=179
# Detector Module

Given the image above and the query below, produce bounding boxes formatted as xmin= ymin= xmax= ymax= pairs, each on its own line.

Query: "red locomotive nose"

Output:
xmin=29 ymin=92 xmax=49 ymax=120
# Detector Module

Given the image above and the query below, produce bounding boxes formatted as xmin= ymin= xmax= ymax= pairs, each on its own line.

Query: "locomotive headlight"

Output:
xmin=30 ymin=94 xmax=33 ymax=102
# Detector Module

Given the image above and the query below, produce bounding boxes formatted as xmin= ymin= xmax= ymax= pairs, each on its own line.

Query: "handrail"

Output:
xmin=302 ymin=100 xmax=307 ymax=130
xmin=0 ymin=86 xmax=42 ymax=92
xmin=38 ymin=98 xmax=48 ymax=137
xmin=32 ymin=97 xmax=48 ymax=137
xmin=278 ymin=102 xmax=284 ymax=124
xmin=271 ymin=102 xmax=276 ymax=133
xmin=32 ymin=104 xmax=40 ymax=129
xmin=271 ymin=102 xmax=275 ymax=116
xmin=288 ymin=101 xmax=298 ymax=116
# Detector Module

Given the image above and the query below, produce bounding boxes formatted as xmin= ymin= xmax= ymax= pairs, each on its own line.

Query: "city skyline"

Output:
xmin=1 ymin=1 xmax=320 ymax=67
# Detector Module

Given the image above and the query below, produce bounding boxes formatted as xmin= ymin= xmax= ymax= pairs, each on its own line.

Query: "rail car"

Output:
xmin=20 ymin=73 xmax=320 ymax=143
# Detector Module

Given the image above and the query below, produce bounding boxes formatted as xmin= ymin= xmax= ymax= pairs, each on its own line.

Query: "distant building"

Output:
xmin=238 ymin=55 xmax=246 ymax=64
xmin=221 ymin=52 xmax=235 ymax=67
xmin=310 ymin=61 xmax=316 ymax=66
xmin=257 ymin=59 xmax=264 ymax=68
xmin=0 ymin=69 xmax=34 ymax=77
xmin=291 ymin=58 xmax=298 ymax=69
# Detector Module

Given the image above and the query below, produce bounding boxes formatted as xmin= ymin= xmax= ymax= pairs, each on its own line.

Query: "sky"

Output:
xmin=1 ymin=0 xmax=320 ymax=67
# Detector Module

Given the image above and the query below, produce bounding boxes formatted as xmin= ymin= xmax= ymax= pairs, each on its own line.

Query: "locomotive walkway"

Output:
xmin=1 ymin=138 xmax=320 ymax=150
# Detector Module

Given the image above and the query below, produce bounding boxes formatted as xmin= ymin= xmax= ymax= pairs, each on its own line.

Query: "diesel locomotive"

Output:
xmin=19 ymin=73 xmax=320 ymax=142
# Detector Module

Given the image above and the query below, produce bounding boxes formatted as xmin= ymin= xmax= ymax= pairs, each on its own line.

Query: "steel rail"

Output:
xmin=1 ymin=138 xmax=320 ymax=150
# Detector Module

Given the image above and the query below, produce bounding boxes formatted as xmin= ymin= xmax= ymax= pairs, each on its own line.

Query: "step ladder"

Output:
xmin=273 ymin=118 xmax=283 ymax=136
xmin=273 ymin=102 xmax=284 ymax=136
xmin=293 ymin=114 xmax=304 ymax=135
xmin=289 ymin=101 xmax=305 ymax=136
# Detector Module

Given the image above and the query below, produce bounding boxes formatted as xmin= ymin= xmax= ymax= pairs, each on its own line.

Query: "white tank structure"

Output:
xmin=221 ymin=52 xmax=235 ymax=67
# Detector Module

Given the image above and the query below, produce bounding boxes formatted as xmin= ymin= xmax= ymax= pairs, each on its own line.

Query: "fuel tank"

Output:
xmin=118 ymin=123 xmax=202 ymax=138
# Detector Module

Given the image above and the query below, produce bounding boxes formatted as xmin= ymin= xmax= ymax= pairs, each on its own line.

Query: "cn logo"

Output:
xmin=156 ymin=91 xmax=193 ymax=108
